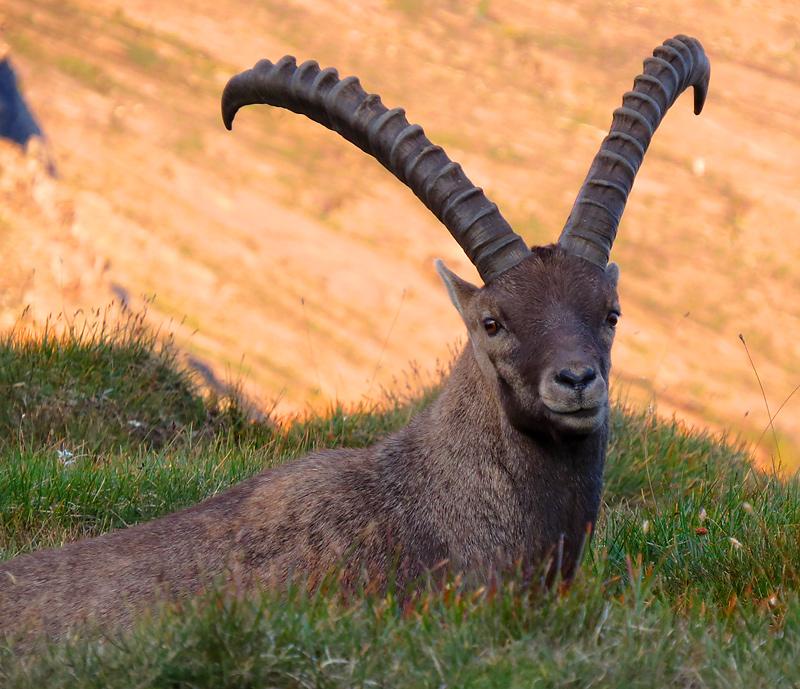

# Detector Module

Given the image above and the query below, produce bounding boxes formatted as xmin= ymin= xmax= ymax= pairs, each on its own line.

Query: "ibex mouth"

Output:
xmin=543 ymin=403 xmax=608 ymax=434
xmin=549 ymin=406 xmax=602 ymax=418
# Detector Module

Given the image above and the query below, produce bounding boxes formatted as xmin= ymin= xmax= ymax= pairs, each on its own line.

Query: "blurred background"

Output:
xmin=0 ymin=0 xmax=798 ymax=468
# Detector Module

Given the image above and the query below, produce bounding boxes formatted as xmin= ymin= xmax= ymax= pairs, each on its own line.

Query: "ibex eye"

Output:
xmin=483 ymin=318 xmax=501 ymax=336
xmin=606 ymin=311 xmax=620 ymax=328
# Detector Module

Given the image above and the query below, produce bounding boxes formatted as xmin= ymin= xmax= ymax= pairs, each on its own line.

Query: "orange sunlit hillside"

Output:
xmin=1 ymin=0 xmax=799 ymax=467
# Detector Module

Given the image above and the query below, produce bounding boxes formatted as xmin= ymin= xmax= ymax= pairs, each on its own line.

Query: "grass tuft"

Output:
xmin=0 ymin=308 xmax=249 ymax=455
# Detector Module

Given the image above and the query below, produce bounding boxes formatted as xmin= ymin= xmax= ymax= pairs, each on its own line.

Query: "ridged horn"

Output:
xmin=222 ymin=57 xmax=531 ymax=283
xmin=559 ymin=35 xmax=710 ymax=268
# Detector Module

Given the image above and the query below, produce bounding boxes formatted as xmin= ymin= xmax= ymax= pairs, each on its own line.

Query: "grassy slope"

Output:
xmin=1 ymin=324 xmax=799 ymax=687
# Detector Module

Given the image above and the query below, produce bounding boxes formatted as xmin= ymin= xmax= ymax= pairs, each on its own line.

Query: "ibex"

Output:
xmin=0 ymin=36 xmax=709 ymax=642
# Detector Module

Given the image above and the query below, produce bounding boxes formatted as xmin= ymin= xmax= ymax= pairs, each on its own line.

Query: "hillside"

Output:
xmin=1 ymin=0 xmax=799 ymax=466
xmin=2 ymin=315 xmax=799 ymax=686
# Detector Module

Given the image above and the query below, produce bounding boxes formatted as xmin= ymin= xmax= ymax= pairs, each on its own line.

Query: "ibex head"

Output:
xmin=436 ymin=250 xmax=619 ymax=436
xmin=222 ymin=35 xmax=709 ymax=439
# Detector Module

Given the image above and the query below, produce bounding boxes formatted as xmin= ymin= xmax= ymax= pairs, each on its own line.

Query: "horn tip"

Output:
xmin=221 ymin=74 xmax=246 ymax=130
xmin=692 ymin=72 xmax=710 ymax=115
xmin=693 ymin=96 xmax=704 ymax=116
xmin=221 ymin=99 xmax=237 ymax=130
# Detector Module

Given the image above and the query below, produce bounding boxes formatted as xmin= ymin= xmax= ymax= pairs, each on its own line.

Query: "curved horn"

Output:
xmin=222 ymin=57 xmax=530 ymax=283
xmin=559 ymin=35 xmax=710 ymax=268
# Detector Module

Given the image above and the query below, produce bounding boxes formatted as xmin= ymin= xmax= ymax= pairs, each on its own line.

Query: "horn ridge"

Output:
xmin=558 ymin=35 xmax=710 ymax=268
xmin=222 ymin=57 xmax=530 ymax=281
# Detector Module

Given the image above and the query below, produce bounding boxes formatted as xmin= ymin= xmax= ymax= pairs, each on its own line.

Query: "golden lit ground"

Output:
xmin=1 ymin=0 xmax=799 ymax=467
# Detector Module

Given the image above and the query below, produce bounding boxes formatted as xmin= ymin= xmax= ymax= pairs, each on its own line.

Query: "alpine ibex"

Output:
xmin=0 ymin=35 xmax=710 ymax=642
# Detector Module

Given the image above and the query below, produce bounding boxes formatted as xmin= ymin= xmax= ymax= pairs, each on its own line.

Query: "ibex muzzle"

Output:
xmin=0 ymin=35 xmax=710 ymax=643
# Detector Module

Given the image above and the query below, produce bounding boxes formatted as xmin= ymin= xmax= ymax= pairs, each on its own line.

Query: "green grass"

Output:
xmin=53 ymin=55 xmax=116 ymax=95
xmin=0 ymin=309 xmax=224 ymax=454
xmin=1 ymin=315 xmax=799 ymax=687
xmin=123 ymin=38 xmax=163 ymax=70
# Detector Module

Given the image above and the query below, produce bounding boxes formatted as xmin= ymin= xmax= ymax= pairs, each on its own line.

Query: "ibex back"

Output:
xmin=0 ymin=35 xmax=710 ymax=643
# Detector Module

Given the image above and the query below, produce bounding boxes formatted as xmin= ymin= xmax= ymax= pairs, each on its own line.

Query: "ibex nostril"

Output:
xmin=556 ymin=367 xmax=597 ymax=389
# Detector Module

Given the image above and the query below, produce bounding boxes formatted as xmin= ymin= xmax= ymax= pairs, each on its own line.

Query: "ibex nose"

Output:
xmin=555 ymin=366 xmax=596 ymax=390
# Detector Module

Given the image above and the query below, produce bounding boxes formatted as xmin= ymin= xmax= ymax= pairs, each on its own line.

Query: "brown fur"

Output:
xmin=0 ymin=247 xmax=620 ymax=642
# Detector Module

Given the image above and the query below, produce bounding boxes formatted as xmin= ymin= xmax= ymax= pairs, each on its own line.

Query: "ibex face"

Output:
xmin=437 ymin=249 xmax=620 ymax=437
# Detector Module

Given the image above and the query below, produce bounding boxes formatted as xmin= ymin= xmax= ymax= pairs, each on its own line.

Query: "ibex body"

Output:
xmin=0 ymin=35 xmax=710 ymax=642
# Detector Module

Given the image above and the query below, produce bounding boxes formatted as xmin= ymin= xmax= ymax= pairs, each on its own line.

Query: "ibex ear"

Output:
xmin=435 ymin=259 xmax=478 ymax=317
xmin=605 ymin=262 xmax=620 ymax=288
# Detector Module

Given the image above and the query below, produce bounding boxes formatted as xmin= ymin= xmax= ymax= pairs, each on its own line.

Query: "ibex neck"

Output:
xmin=393 ymin=343 xmax=607 ymax=578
